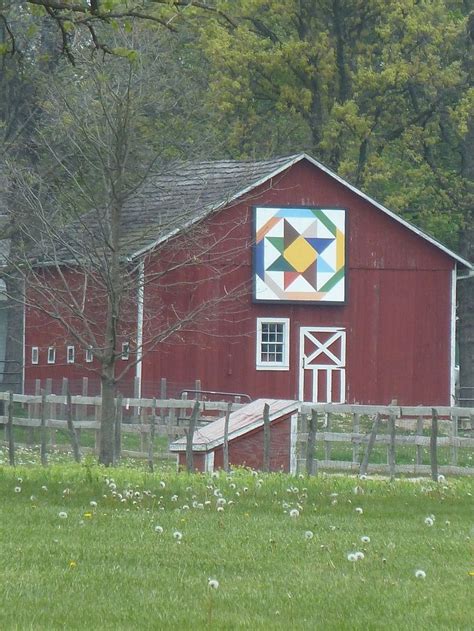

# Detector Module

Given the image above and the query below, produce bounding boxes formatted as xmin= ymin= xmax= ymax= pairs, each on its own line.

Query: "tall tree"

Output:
xmin=3 ymin=36 xmax=247 ymax=465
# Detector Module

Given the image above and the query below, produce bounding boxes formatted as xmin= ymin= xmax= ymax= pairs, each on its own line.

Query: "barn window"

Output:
xmin=67 ymin=345 xmax=75 ymax=364
xmin=47 ymin=347 xmax=56 ymax=364
xmin=256 ymin=318 xmax=290 ymax=370
xmin=121 ymin=342 xmax=130 ymax=360
xmin=85 ymin=347 xmax=93 ymax=363
xmin=31 ymin=347 xmax=39 ymax=365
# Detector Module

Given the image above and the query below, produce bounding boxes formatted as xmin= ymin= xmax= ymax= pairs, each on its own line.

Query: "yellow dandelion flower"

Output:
xmin=69 ymin=560 xmax=77 ymax=569
xmin=83 ymin=512 xmax=93 ymax=519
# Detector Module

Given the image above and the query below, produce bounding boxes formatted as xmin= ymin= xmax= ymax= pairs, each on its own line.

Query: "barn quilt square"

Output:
xmin=253 ymin=207 xmax=346 ymax=303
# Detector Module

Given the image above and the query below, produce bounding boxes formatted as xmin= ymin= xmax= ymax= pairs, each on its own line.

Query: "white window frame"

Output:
xmin=67 ymin=345 xmax=75 ymax=364
xmin=47 ymin=347 xmax=56 ymax=364
xmin=256 ymin=317 xmax=290 ymax=371
xmin=85 ymin=347 xmax=93 ymax=363
xmin=31 ymin=347 xmax=39 ymax=365
xmin=121 ymin=342 xmax=130 ymax=360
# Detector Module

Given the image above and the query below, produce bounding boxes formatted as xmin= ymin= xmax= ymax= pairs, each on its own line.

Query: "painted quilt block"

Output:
xmin=254 ymin=207 xmax=346 ymax=303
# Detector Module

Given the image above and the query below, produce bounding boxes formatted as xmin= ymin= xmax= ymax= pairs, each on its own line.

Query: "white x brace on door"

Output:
xmin=299 ymin=327 xmax=346 ymax=403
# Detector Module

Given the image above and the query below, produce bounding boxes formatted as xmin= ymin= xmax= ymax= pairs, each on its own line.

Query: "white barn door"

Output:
xmin=299 ymin=327 xmax=346 ymax=403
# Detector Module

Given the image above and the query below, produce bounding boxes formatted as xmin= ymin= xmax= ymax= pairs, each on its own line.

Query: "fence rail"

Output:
xmin=1 ymin=394 xmax=473 ymax=478
xmin=296 ymin=403 xmax=474 ymax=478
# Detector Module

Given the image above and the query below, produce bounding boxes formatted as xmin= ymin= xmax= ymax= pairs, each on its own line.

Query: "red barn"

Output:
xmin=23 ymin=154 xmax=472 ymax=405
xmin=170 ymin=399 xmax=300 ymax=473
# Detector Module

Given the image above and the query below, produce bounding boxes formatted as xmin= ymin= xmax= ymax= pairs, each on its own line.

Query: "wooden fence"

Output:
xmin=0 ymin=390 xmax=244 ymax=466
xmin=1 ymin=393 xmax=473 ymax=478
xmin=296 ymin=403 xmax=474 ymax=478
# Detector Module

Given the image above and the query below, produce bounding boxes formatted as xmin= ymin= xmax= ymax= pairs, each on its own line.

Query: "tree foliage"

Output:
xmin=200 ymin=0 xmax=472 ymax=247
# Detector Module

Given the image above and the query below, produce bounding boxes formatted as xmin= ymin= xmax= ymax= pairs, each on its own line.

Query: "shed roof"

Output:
xmin=169 ymin=398 xmax=300 ymax=453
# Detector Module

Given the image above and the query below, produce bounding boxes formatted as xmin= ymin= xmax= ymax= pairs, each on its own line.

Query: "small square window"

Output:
xmin=121 ymin=342 xmax=130 ymax=360
xmin=85 ymin=348 xmax=93 ymax=363
xmin=47 ymin=347 xmax=56 ymax=364
xmin=31 ymin=347 xmax=39 ymax=365
xmin=256 ymin=318 xmax=289 ymax=371
xmin=67 ymin=345 xmax=75 ymax=364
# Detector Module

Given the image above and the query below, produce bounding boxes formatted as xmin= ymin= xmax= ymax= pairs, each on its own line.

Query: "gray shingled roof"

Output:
xmin=28 ymin=153 xmax=472 ymax=268
xmin=122 ymin=155 xmax=298 ymax=258
xmin=33 ymin=155 xmax=298 ymax=264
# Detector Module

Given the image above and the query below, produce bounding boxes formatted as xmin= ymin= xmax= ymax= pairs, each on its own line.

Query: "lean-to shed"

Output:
xmin=169 ymin=399 xmax=300 ymax=473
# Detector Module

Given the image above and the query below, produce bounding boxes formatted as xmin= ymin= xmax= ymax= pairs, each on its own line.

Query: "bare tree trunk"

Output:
xmin=2 ymin=272 xmax=24 ymax=394
xmin=99 ymin=367 xmax=116 ymax=466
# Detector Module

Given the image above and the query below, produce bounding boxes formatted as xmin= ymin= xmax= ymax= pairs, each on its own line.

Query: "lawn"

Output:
xmin=0 ymin=456 xmax=472 ymax=630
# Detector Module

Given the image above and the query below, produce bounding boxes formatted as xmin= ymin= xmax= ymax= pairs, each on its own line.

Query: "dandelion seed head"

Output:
xmin=289 ymin=508 xmax=300 ymax=518
xmin=304 ymin=530 xmax=314 ymax=540
xmin=424 ymin=517 xmax=434 ymax=527
xmin=361 ymin=536 xmax=371 ymax=543
xmin=347 ymin=553 xmax=357 ymax=562
xmin=41 ymin=485 xmax=48 ymax=492
xmin=355 ymin=507 xmax=363 ymax=514
xmin=355 ymin=551 xmax=365 ymax=560
xmin=14 ymin=486 xmax=21 ymax=493
xmin=415 ymin=569 xmax=426 ymax=579
xmin=90 ymin=501 xmax=97 ymax=508
xmin=173 ymin=530 xmax=183 ymax=541
xmin=159 ymin=481 xmax=166 ymax=489
xmin=154 ymin=525 xmax=164 ymax=534
xmin=58 ymin=511 xmax=68 ymax=519
xmin=217 ymin=506 xmax=224 ymax=512
xmin=208 ymin=578 xmax=219 ymax=589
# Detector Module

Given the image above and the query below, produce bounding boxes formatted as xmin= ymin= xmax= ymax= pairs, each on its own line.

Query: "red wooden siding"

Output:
xmin=177 ymin=414 xmax=291 ymax=472
xmin=24 ymin=158 xmax=455 ymax=405
xmin=142 ymin=160 xmax=454 ymax=405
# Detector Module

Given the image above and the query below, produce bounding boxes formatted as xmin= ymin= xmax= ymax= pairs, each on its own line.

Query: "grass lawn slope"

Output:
xmin=0 ymin=460 xmax=472 ymax=630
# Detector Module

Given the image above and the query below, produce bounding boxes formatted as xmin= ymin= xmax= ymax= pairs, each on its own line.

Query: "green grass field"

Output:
xmin=0 ymin=457 xmax=472 ymax=630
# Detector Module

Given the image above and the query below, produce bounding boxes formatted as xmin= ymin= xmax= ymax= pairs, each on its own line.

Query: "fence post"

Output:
xmin=160 ymin=378 xmax=167 ymax=426
xmin=352 ymin=413 xmax=360 ymax=463
xmin=133 ymin=376 xmax=141 ymax=420
xmin=430 ymin=408 xmax=439 ymax=481
xmin=195 ymin=379 xmax=201 ymax=401
xmin=66 ymin=390 xmax=81 ymax=463
xmin=148 ymin=397 xmax=156 ymax=473
xmin=94 ymin=387 xmax=101 ymax=456
xmin=296 ymin=412 xmax=308 ymax=474
xmin=223 ymin=402 xmax=232 ymax=473
xmin=359 ymin=413 xmax=380 ymax=476
xmin=324 ymin=412 xmax=332 ymax=461
xmin=451 ymin=413 xmax=458 ymax=466
xmin=6 ymin=391 xmax=15 ymax=466
xmin=40 ymin=389 xmax=47 ymax=467
xmin=263 ymin=403 xmax=270 ymax=472
xmin=306 ymin=408 xmax=317 ymax=476
xmin=388 ymin=412 xmax=396 ymax=480
xmin=416 ymin=416 xmax=424 ymax=467
xmin=179 ymin=391 xmax=188 ymax=425
xmin=185 ymin=400 xmax=200 ymax=472
xmin=115 ymin=393 xmax=123 ymax=463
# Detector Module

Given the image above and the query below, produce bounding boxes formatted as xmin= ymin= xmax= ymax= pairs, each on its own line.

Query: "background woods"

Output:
xmin=0 ymin=1 xmax=473 ymax=463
